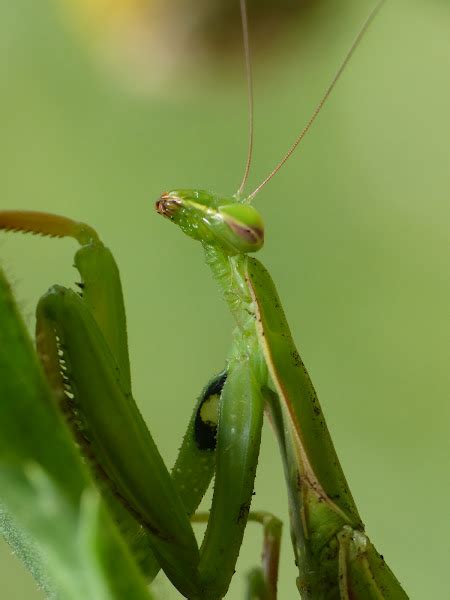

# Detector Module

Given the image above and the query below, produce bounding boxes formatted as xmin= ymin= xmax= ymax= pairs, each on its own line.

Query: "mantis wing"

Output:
xmin=246 ymin=257 xmax=407 ymax=599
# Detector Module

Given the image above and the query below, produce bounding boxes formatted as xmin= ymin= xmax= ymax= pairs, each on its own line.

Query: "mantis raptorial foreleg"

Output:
xmin=0 ymin=271 xmax=157 ymax=600
xmin=0 ymin=210 xmax=274 ymax=599
xmin=5 ymin=212 xmax=202 ymax=596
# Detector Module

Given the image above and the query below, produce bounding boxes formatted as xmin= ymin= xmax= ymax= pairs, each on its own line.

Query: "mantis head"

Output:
xmin=156 ymin=189 xmax=264 ymax=255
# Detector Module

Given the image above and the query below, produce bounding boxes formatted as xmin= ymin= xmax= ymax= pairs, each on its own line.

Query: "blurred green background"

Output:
xmin=0 ymin=0 xmax=448 ymax=598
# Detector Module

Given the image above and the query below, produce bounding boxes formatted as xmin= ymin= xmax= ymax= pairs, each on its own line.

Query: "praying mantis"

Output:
xmin=0 ymin=0 xmax=411 ymax=598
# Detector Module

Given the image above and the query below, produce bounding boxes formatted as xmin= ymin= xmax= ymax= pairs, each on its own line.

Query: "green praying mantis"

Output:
xmin=0 ymin=0 xmax=410 ymax=598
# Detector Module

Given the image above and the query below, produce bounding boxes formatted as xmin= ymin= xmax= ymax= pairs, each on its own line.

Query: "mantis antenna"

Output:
xmin=236 ymin=0 xmax=254 ymax=196
xmin=247 ymin=0 xmax=386 ymax=202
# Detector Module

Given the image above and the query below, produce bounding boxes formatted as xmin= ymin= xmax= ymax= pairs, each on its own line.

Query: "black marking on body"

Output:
xmin=194 ymin=370 xmax=227 ymax=450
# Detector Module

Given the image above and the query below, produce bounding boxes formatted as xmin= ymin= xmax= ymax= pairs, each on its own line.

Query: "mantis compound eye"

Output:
xmin=217 ymin=203 xmax=264 ymax=254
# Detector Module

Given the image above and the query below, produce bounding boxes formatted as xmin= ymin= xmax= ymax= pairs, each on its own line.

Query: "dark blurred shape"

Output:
xmin=55 ymin=0 xmax=320 ymax=93
xmin=190 ymin=0 xmax=317 ymax=53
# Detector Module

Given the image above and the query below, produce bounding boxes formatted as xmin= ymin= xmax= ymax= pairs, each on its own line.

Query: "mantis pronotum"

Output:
xmin=0 ymin=0 xmax=410 ymax=598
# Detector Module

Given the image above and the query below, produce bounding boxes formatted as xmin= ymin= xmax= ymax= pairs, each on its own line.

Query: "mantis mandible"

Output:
xmin=0 ymin=0 xmax=409 ymax=597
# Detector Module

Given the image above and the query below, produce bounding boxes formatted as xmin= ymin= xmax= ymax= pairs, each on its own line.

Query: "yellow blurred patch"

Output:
xmin=58 ymin=0 xmax=154 ymax=34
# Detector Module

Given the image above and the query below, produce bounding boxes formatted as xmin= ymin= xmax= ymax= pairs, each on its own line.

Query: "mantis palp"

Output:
xmin=0 ymin=0 xmax=410 ymax=598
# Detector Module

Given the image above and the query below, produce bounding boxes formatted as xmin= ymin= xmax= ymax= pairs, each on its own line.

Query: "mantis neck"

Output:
xmin=202 ymin=243 xmax=259 ymax=355
xmin=203 ymin=244 xmax=267 ymax=383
